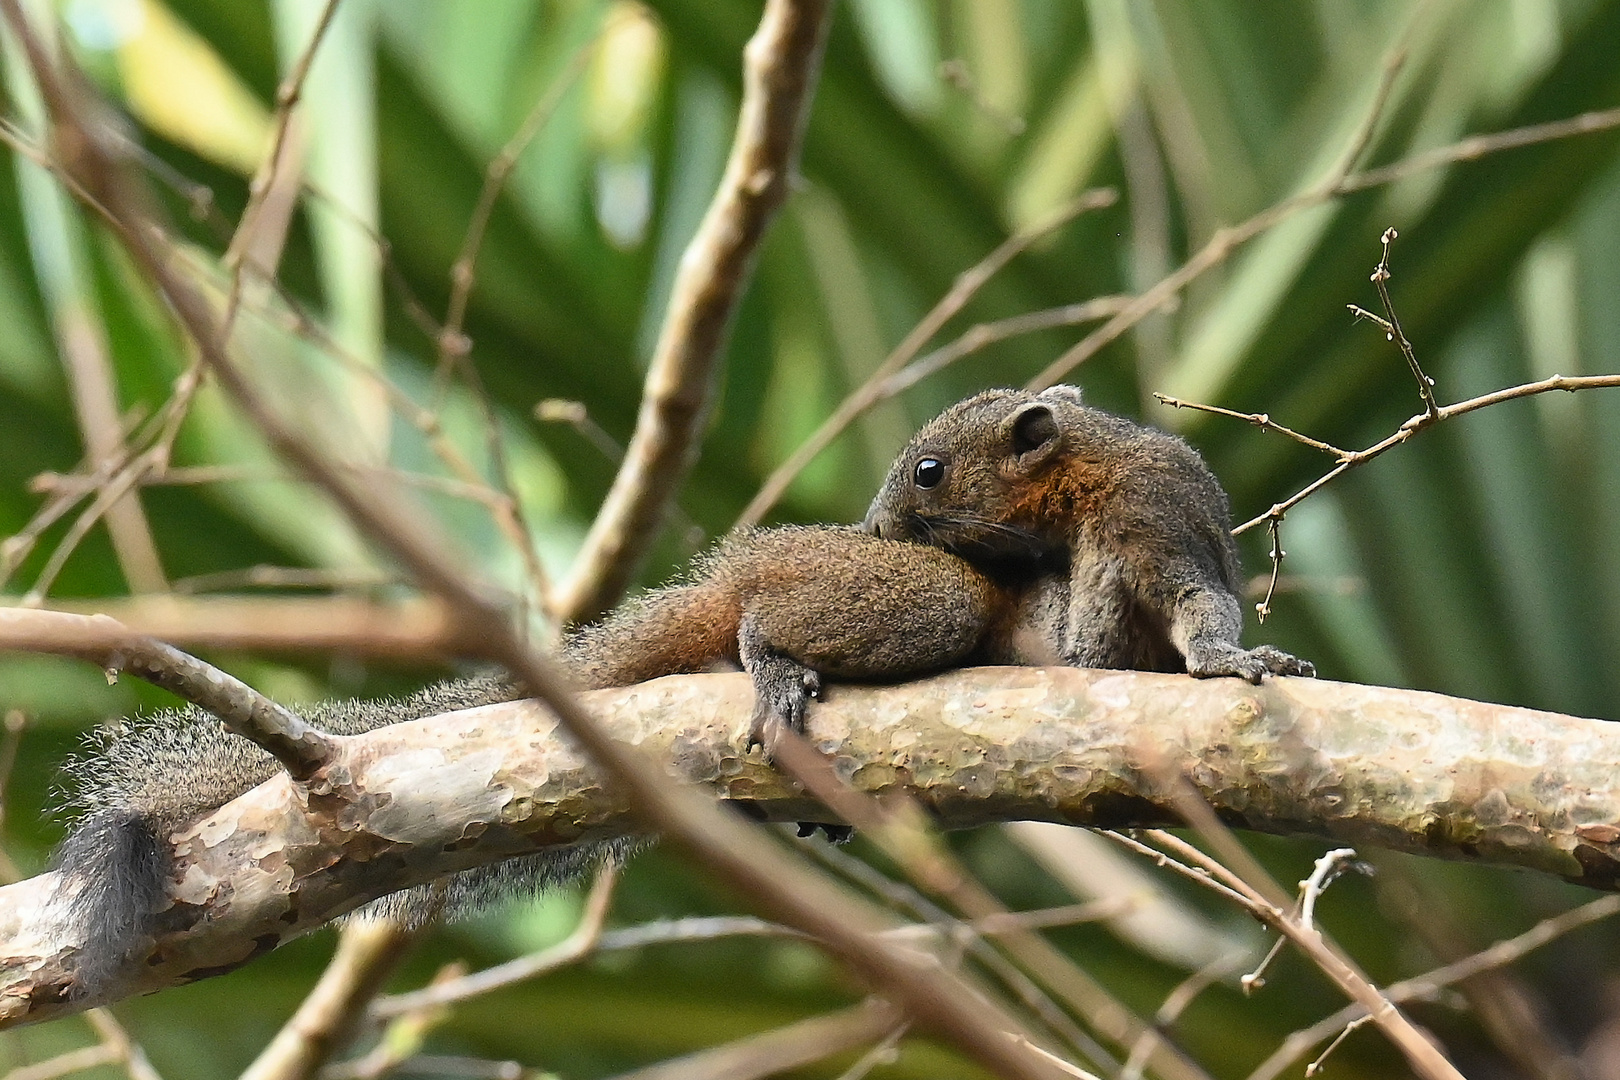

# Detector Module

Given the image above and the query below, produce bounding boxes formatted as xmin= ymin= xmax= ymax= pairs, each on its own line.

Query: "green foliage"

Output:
xmin=3 ymin=0 xmax=1620 ymax=1076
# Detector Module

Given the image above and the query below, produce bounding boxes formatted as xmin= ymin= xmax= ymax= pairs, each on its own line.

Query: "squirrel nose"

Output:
xmin=860 ymin=508 xmax=883 ymax=537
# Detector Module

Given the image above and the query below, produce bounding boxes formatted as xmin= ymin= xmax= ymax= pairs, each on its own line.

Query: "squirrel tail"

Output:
xmin=50 ymin=808 xmax=170 ymax=995
xmin=562 ymin=578 xmax=741 ymax=688
xmin=47 ymin=673 xmax=527 ymax=997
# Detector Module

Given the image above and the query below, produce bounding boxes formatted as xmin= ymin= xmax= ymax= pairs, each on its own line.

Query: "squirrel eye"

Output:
xmin=913 ymin=457 xmax=945 ymax=490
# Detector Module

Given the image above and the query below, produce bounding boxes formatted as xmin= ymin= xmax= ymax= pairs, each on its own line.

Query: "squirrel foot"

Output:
xmin=742 ymin=652 xmax=848 ymax=842
xmin=1186 ymin=644 xmax=1315 ymax=684
xmin=744 ymin=652 xmax=821 ymax=750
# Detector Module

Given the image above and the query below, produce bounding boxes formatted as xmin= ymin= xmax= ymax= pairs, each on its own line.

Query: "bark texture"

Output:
xmin=3 ymin=667 xmax=1616 ymax=1026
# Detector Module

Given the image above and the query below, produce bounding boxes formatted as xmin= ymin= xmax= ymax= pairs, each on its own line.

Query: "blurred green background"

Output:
xmin=3 ymin=0 xmax=1620 ymax=1077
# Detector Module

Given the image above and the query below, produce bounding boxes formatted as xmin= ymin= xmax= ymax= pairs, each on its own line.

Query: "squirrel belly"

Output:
xmin=863 ymin=385 xmax=1314 ymax=684
xmin=52 ymin=525 xmax=1033 ymax=996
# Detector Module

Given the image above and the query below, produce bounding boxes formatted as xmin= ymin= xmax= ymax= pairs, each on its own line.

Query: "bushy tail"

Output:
xmin=50 ymin=808 xmax=169 ymax=995
xmin=562 ymin=579 xmax=740 ymax=689
xmin=48 ymin=672 xmax=525 ymax=997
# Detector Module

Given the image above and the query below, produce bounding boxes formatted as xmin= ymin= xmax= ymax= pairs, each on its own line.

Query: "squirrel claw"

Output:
xmin=1187 ymin=644 xmax=1315 ymax=684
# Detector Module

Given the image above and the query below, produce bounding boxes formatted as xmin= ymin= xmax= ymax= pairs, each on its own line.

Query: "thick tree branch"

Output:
xmin=3 ymin=667 xmax=1617 ymax=1027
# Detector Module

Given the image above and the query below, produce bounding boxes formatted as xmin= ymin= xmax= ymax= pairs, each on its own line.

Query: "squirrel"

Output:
xmin=51 ymin=524 xmax=1055 ymax=996
xmin=52 ymin=386 xmax=1312 ymax=995
xmin=861 ymin=385 xmax=1314 ymax=683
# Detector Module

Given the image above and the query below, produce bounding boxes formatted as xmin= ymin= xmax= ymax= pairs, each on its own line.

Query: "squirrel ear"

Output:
xmin=1009 ymin=403 xmax=1062 ymax=471
xmin=1037 ymin=385 xmax=1084 ymax=408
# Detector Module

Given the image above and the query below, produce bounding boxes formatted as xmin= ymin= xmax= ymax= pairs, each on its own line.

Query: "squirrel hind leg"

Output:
xmin=737 ymin=613 xmax=822 ymax=749
xmin=50 ymin=807 xmax=170 ymax=997
xmin=736 ymin=614 xmax=851 ymax=843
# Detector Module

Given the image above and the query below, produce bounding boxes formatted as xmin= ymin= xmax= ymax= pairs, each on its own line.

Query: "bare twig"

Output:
xmin=241 ymin=915 xmax=434 ymax=1080
xmin=1339 ymin=103 xmax=1620 ymax=194
xmin=738 ymin=188 xmax=1118 ymax=527
xmin=1233 ymin=371 xmax=1620 ymax=536
xmin=881 ymin=296 xmax=1134 ymax=399
xmin=42 ymin=594 xmax=478 ymax=660
xmin=426 ymin=31 xmax=600 ymax=618
xmin=432 ymin=36 xmax=597 ymax=391
xmin=1154 ymin=395 xmax=1349 ymax=457
xmin=1306 ymin=1014 xmax=1375 ymax=1077
xmin=0 ymin=608 xmax=333 ymax=777
xmin=221 ymin=0 xmax=342 ymax=330
xmin=81 ymin=1009 xmax=163 ymax=1080
xmin=372 ymin=865 xmax=617 ymax=1018
xmin=604 ymin=1000 xmax=904 ymax=1080
xmin=1298 ymin=849 xmax=1368 ymax=932
xmin=0 ymin=1044 xmax=121 ymax=1080
xmin=1119 ymin=954 xmax=1248 ymax=1080
xmin=1130 ymin=829 xmax=1463 ymax=1080
xmin=1367 ymin=228 xmax=1438 ymax=415
xmin=1027 ymin=47 xmax=1408 ymax=391
xmin=1247 ymin=894 xmax=1620 ymax=1080
xmin=1255 ymin=518 xmax=1284 ymax=624
xmin=556 ymin=0 xmax=836 ymax=622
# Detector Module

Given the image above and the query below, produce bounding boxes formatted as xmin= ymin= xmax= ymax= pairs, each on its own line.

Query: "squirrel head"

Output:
xmin=862 ymin=386 xmax=1084 ymax=566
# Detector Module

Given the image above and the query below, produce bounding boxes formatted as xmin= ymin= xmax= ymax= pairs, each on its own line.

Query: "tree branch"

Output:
xmin=3 ymin=667 xmax=1618 ymax=1027
xmin=555 ymin=0 xmax=834 ymax=621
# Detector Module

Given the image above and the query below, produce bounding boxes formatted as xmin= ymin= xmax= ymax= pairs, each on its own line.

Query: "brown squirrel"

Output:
xmin=862 ymin=385 xmax=1314 ymax=682
xmin=52 ymin=525 xmax=1054 ymax=995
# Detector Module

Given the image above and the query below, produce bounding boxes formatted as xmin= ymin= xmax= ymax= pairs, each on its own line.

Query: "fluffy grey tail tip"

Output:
xmin=49 ymin=808 xmax=169 ymax=997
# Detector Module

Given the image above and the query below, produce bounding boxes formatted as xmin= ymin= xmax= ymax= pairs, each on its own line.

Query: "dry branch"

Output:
xmin=43 ymin=595 xmax=479 ymax=661
xmin=0 ymin=608 xmax=333 ymax=777
xmin=4 ymin=667 xmax=1620 ymax=1028
xmin=556 ymin=0 xmax=834 ymax=621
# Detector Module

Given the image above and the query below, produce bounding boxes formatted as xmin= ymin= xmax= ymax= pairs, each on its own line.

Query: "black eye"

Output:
xmin=913 ymin=457 xmax=945 ymax=490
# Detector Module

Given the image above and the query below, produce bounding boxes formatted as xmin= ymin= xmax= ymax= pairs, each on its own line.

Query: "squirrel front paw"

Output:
xmin=1186 ymin=644 xmax=1315 ymax=684
xmin=745 ymin=653 xmax=822 ymax=750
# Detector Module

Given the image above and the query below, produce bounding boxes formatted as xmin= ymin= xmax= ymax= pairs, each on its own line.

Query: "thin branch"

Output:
xmin=372 ymin=865 xmax=617 ymax=1017
xmin=767 ymin=730 xmax=1212 ymax=1080
xmin=0 ymin=608 xmax=333 ymax=778
xmin=881 ymin=295 xmax=1134 ymax=400
xmin=804 ymin=841 xmax=1123 ymax=1072
xmin=1232 ymin=371 xmax=1620 ymax=535
xmin=1246 ymin=894 xmax=1620 ymax=1080
xmin=1368 ymin=228 xmax=1439 ymax=415
xmin=1024 ymin=57 xmax=1620 ymax=390
xmin=1339 ymin=103 xmax=1620 ymax=194
xmin=1023 ymin=38 xmax=1405 ymax=393
xmin=426 ymin=32 xmax=600 ymax=618
xmin=556 ymin=0 xmax=836 ymax=622
xmin=240 ymin=915 xmax=433 ymax=1080
xmin=220 ymin=0 xmax=342 ymax=320
xmin=432 ymin=35 xmax=597 ymax=392
xmin=0 ymin=1045 xmax=121 ymax=1080
xmin=1130 ymin=825 xmax=1463 ymax=1080
xmin=1255 ymin=519 xmax=1283 ymax=624
xmin=1119 ymin=954 xmax=1248 ymax=1080
xmin=603 ymin=1000 xmax=904 ymax=1080
xmin=737 ymin=188 xmax=1118 ymax=527
xmin=1153 ymin=395 xmax=1349 ymax=457
xmin=41 ymin=595 xmax=478 ymax=660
